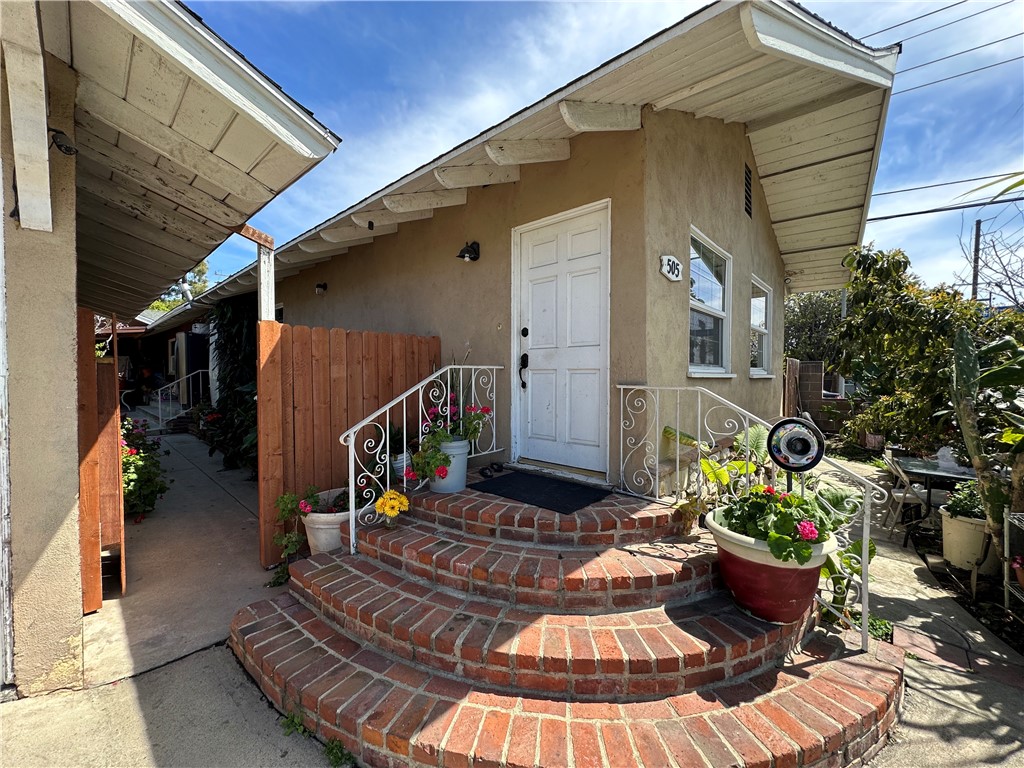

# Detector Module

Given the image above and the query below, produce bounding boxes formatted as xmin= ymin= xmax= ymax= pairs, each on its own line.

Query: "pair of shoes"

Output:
xmin=479 ymin=468 xmax=494 ymax=479
xmin=489 ymin=462 xmax=505 ymax=473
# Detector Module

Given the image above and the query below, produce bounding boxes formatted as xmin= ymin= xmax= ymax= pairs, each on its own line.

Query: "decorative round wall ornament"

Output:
xmin=767 ymin=418 xmax=824 ymax=473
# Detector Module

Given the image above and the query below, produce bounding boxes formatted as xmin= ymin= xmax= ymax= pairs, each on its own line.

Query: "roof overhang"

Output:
xmin=2 ymin=0 xmax=340 ymax=319
xmin=155 ymin=0 xmax=898 ymax=324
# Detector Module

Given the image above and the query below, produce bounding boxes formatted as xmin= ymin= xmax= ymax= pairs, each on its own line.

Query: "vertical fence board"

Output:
xmin=280 ymin=324 xmax=295 ymax=494
xmin=77 ymin=308 xmax=102 ymax=614
xmin=418 ymin=337 xmax=431 ymax=382
xmin=292 ymin=326 xmax=314 ymax=492
xmin=311 ymin=327 xmax=332 ymax=490
xmin=257 ymin=321 xmax=284 ymax=568
xmin=347 ymin=331 xmax=363 ymax=424
xmin=96 ymin=360 xmax=121 ymax=551
xmin=362 ymin=332 xmax=379 ymax=424
xmin=112 ymin=319 xmax=126 ymax=595
xmin=329 ymin=328 xmax=348 ymax=490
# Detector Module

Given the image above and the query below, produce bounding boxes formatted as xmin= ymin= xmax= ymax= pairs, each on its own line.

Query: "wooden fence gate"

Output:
xmin=256 ymin=322 xmax=440 ymax=567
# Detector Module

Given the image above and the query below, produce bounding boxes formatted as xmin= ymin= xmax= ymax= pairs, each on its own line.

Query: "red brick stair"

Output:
xmin=231 ymin=593 xmax=904 ymax=768
xmin=289 ymin=550 xmax=806 ymax=700
xmin=344 ymin=518 xmax=717 ymax=612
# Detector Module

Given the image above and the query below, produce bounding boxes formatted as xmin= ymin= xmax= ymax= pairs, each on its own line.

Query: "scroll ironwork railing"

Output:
xmin=617 ymin=385 xmax=888 ymax=651
xmin=340 ymin=365 xmax=503 ymax=555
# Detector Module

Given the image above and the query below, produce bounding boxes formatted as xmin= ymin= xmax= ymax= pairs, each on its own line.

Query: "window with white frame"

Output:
xmin=750 ymin=277 xmax=771 ymax=374
xmin=689 ymin=234 xmax=730 ymax=371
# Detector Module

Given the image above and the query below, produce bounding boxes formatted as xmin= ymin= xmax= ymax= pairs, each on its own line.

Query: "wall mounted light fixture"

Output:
xmin=48 ymin=128 xmax=78 ymax=156
xmin=315 ymin=282 xmax=328 ymax=295
xmin=457 ymin=241 xmax=480 ymax=262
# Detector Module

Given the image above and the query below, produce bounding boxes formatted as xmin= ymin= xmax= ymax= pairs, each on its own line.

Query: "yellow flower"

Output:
xmin=376 ymin=489 xmax=410 ymax=518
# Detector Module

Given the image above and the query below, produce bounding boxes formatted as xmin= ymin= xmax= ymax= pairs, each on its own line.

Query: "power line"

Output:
xmin=898 ymin=0 xmax=1016 ymax=43
xmin=872 ymin=172 xmax=1023 ymax=197
xmin=867 ymin=196 xmax=1024 ymax=223
xmin=862 ymin=1 xmax=967 ymax=39
xmin=895 ymin=33 xmax=1023 ymax=75
xmin=892 ymin=56 xmax=1024 ymax=95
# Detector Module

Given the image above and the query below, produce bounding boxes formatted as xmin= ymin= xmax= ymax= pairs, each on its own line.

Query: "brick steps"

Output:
xmin=343 ymin=518 xmax=718 ymax=612
xmin=405 ymin=485 xmax=685 ymax=546
xmin=290 ymin=551 xmax=808 ymax=700
xmin=231 ymin=594 xmax=904 ymax=768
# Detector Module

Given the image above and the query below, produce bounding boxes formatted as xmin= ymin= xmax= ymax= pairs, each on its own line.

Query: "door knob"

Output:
xmin=518 ymin=353 xmax=529 ymax=389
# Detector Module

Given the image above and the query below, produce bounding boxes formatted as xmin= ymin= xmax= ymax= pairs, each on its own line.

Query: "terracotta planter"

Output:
xmin=706 ymin=508 xmax=838 ymax=624
xmin=429 ymin=440 xmax=470 ymax=493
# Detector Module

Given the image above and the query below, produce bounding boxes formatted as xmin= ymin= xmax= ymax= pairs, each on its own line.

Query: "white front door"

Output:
xmin=514 ymin=202 xmax=609 ymax=473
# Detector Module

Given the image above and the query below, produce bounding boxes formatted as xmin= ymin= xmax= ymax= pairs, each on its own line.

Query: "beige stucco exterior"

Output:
xmin=2 ymin=55 xmax=85 ymax=694
xmin=278 ymin=110 xmax=785 ymax=481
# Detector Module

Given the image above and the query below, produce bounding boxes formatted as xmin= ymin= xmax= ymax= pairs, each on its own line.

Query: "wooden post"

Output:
xmin=258 ymin=243 xmax=275 ymax=322
xmin=77 ymin=309 xmax=102 ymax=613
xmin=784 ymin=358 xmax=801 ymax=418
xmin=257 ymin=320 xmax=283 ymax=568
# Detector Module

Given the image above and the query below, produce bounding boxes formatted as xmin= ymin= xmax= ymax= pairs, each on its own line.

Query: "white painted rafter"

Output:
xmin=1 ymin=1 xmax=51 ymax=231
xmin=77 ymin=194 xmax=207 ymax=258
xmin=558 ymin=101 xmax=640 ymax=133
xmin=349 ymin=208 xmax=432 ymax=228
xmin=382 ymin=188 xmax=466 ymax=213
xmin=77 ymin=77 xmax=276 ymax=202
xmin=484 ymin=139 xmax=570 ymax=166
xmin=652 ymin=58 xmax=767 ymax=111
xmin=434 ymin=165 xmax=519 ymax=189
xmin=279 ymin=247 xmax=347 ymax=262
xmin=319 ymin=224 xmax=396 ymax=244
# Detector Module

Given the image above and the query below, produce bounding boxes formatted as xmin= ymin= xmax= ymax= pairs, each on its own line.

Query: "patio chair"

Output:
xmin=882 ymin=456 xmax=951 ymax=541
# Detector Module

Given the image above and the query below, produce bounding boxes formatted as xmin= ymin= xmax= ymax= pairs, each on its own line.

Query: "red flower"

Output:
xmin=404 ymin=466 xmax=418 ymax=481
xmin=435 ymin=465 xmax=448 ymax=479
xmin=764 ymin=485 xmax=776 ymax=495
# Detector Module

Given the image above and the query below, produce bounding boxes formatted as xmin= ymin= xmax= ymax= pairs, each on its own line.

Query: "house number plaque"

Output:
xmin=660 ymin=254 xmax=682 ymax=282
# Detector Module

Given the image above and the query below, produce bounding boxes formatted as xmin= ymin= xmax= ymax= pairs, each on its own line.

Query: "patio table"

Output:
xmin=894 ymin=456 xmax=976 ymax=547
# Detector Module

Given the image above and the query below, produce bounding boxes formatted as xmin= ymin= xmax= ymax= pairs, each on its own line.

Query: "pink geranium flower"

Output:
xmin=298 ymin=500 xmax=313 ymax=514
xmin=796 ymin=520 xmax=818 ymax=541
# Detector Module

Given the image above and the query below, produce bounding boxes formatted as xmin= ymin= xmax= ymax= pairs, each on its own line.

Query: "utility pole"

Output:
xmin=971 ymin=218 xmax=981 ymax=300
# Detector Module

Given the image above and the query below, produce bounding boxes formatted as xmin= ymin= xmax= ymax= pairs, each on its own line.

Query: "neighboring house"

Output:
xmin=0 ymin=0 xmax=338 ymax=696
xmin=168 ymin=0 xmax=899 ymax=488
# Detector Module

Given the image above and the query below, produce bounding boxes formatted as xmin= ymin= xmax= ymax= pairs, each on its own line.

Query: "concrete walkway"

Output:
xmin=1 ymin=442 xmax=1021 ymax=767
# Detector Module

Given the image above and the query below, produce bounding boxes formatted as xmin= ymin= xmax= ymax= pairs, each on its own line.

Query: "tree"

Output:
xmin=148 ymin=260 xmax=209 ymax=313
xmin=955 ymin=203 xmax=1024 ymax=311
xmin=783 ymin=290 xmax=842 ymax=367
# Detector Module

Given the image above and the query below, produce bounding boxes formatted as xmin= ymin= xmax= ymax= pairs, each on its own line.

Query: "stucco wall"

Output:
xmin=277 ymin=130 xmax=647 ymax=460
xmin=642 ymin=108 xmax=785 ymax=421
xmin=3 ymin=55 xmax=84 ymax=694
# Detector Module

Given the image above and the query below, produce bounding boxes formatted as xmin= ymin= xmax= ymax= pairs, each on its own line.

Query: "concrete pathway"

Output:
xmin=1 ymin=442 xmax=1021 ymax=767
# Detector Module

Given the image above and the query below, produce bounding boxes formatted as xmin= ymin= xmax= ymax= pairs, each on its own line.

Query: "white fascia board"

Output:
xmin=278 ymin=0 xmax=739 ymax=253
xmin=90 ymin=0 xmax=339 ymax=159
xmin=741 ymin=2 xmax=899 ymax=89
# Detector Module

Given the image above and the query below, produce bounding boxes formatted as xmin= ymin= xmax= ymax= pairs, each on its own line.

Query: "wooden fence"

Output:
xmin=256 ymin=321 xmax=441 ymax=567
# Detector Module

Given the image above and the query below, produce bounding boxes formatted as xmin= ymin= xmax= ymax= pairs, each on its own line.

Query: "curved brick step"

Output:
xmin=290 ymin=551 xmax=809 ymax=700
xmin=341 ymin=518 xmax=717 ymax=612
xmin=230 ymin=595 xmax=904 ymax=768
xmin=406 ymin=484 xmax=685 ymax=547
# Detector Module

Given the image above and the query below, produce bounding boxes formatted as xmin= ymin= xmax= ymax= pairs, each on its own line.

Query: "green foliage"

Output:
xmin=121 ymin=418 xmax=170 ymax=521
xmin=820 ymin=538 xmax=875 ymax=625
xmin=280 ymin=710 xmax=310 ymax=738
xmin=147 ymin=260 xmax=209 ymax=313
xmin=847 ymin=610 xmax=894 ymax=642
xmin=718 ymin=484 xmax=836 ymax=565
xmin=946 ymin=480 xmax=985 ymax=519
xmin=207 ymin=295 xmax=258 ymax=472
xmin=324 ymin=739 xmax=355 ymax=767
xmin=783 ymin=290 xmax=843 ymax=366
xmin=266 ymin=485 xmax=319 ymax=587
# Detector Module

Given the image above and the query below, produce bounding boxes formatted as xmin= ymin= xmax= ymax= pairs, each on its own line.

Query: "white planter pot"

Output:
xmin=391 ymin=451 xmax=413 ymax=480
xmin=300 ymin=488 xmax=351 ymax=555
xmin=939 ymin=507 xmax=999 ymax=575
xmin=429 ymin=440 xmax=470 ymax=493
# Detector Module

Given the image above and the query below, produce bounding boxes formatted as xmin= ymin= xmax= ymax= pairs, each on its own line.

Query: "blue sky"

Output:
xmin=192 ymin=0 xmax=1024 ymax=293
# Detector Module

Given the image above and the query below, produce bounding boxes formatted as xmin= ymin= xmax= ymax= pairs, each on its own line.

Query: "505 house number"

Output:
xmin=660 ymin=254 xmax=682 ymax=282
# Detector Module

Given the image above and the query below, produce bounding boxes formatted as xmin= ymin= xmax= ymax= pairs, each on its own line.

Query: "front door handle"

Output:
xmin=518 ymin=353 xmax=529 ymax=389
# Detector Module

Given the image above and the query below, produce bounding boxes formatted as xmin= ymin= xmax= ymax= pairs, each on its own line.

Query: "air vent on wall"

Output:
xmin=744 ymin=164 xmax=753 ymax=218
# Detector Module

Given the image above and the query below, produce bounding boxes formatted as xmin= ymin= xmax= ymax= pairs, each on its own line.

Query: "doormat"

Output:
xmin=469 ymin=471 xmax=611 ymax=515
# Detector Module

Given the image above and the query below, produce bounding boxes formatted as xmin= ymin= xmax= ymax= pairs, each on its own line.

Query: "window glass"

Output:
xmin=750 ymin=279 xmax=770 ymax=373
xmin=690 ymin=239 xmax=726 ymax=311
xmin=689 ymin=309 xmax=723 ymax=367
xmin=751 ymin=284 xmax=767 ymax=330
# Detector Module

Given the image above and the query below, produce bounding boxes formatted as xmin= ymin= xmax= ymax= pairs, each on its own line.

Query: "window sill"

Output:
xmin=687 ymin=371 xmax=737 ymax=379
xmin=749 ymin=373 xmax=775 ymax=380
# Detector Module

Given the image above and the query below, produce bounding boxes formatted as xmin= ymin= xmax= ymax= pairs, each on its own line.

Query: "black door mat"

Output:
xmin=468 ymin=470 xmax=610 ymax=515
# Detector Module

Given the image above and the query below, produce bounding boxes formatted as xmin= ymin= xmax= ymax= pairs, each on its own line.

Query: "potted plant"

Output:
xmin=375 ymin=489 xmax=410 ymax=528
xmin=406 ymin=398 xmax=492 ymax=493
xmin=939 ymin=480 xmax=1000 ymax=575
xmin=388 ymin=422 xmax=413 ymax=481
xmin=704 ymin=483 xmax=839 ymax=623
xmin=295 ymin=485 xmax=352 ymax=555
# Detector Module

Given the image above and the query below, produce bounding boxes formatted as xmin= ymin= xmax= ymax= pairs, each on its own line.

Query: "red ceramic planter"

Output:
xmin=706 ymin=509 xmax=837 ymax=624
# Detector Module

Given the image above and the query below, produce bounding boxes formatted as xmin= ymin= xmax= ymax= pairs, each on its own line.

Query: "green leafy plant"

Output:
xmin=847 ymin=610 xmax=893 ymax=643
xmin=406 ymin=397 xmax=492 ymax=483
xmin=717 ymin=484 xmax=837 ymax=565
xmin=266 ymin=485 xmax=319 ymax=587
xmin=945 ymin=480 xmax=985 ymax=520
xmin=121 ymin=417 xmax=170 ymax=522
xmin=280 ymin=710 xmax=310 ymax=738
xmin=207 ymin=295 xmax=258 ymax=472
xmin=324 ymin=738 xmax=355 ymax=767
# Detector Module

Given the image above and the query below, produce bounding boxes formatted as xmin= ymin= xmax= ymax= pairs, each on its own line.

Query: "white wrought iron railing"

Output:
xmin=618 ymin=385 xmax=888 ymax=651
xmin=150 ymin=369 xmax=210 ymax=428
xmin=340 ymin=365 xmax=503 ymax=554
